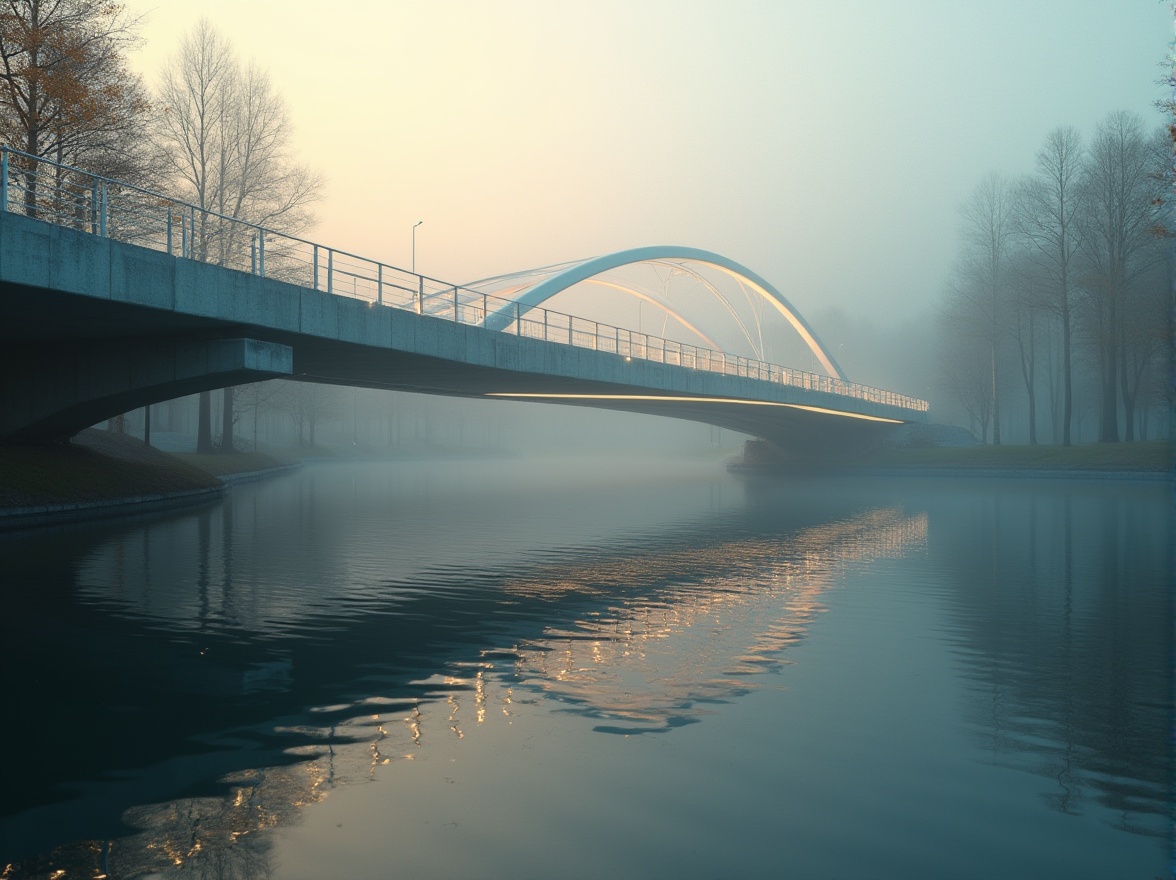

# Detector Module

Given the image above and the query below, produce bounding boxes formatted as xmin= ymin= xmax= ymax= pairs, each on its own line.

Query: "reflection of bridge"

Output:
xmin=0 ymin=148 xmax=927 ymax=449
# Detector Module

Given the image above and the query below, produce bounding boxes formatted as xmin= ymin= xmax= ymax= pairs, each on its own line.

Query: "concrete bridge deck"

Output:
xmin=0 ymin=207 xmax=925 ymax=453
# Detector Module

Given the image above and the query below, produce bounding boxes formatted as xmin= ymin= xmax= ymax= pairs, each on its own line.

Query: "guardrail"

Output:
xmin=0 ymin=146 xmax=929 ymax=413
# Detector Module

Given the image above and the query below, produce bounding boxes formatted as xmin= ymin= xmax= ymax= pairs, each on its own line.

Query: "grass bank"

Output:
xmin=0 ymin=431 xmax=296 ymax=524
xmin=869 ymin=440 xmax=1171 ymax=474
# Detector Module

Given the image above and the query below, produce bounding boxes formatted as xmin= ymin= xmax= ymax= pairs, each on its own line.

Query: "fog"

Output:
xmin=106 ymin=2 xmax=1171 ymax=446
xmin=135 ymin=385 xmax=743 ymax=457
xmin=120 ymin=0 xmax=1168 ymax=328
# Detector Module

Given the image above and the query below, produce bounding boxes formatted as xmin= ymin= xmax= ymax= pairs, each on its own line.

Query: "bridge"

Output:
xmin=0 ymin=148 xmax=927 ymax=455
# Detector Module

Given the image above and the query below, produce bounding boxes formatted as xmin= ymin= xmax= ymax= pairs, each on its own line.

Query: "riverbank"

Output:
xmin=863 ymin=440 xmax=1172 ymax=479
xmin=0 ymin=430 xmax=298 ymax=531
xmin=729 ymin=438 xmax=1173 ymax=480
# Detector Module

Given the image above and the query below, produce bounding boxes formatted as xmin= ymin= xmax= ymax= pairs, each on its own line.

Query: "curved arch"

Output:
xmin=482 ymin=246 xmax=847 ymax=381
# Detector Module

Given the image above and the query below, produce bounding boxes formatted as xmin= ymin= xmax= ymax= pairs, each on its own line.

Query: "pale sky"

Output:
xmin=120 ymin=0 xmax=1170 ymax=326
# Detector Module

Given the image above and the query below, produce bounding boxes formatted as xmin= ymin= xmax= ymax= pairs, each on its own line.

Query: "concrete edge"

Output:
xmin=0 ymin=485 xmax=225 ymax=532
xmin=0 ymin=462 xmax=305 ymax=532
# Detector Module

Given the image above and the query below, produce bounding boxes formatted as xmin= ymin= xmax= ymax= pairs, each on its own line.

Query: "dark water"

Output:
xmin=0 ymin=458 xmax=1170 ymax=879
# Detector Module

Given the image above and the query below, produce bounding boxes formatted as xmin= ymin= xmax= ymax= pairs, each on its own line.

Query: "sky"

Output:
xmin=119 ymin=0 xmax=1171 ymax=328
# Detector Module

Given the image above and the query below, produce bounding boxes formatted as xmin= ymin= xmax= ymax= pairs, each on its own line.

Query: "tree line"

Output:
xmin=0 ymin=2 xmax=322 ymax=451
xmin=938 ymin=112 xmax=1171 ymax=445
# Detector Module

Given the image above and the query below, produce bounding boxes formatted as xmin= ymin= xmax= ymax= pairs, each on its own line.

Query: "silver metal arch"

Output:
xmin=483 ymin=246 xmax=848 ymax=382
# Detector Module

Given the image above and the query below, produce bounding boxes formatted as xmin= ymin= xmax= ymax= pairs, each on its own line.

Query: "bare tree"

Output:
xmin=1014 ymin=126 xmax=1083 ymax=445
xmin=236 ymin=380 xmax=285 ymax=450
xmin=954 ymin=172 xmax=1016 ymax=444
xmin=1117 ymin=256 xmax=1169 ymax=440
xmin=276 ymin=381 xmax=343 ymax=448
xmin=155 ymin=18 xmax=321 ymax=258
xmin=155 ymin=18 xmax=322 ymax=452
xmin=937 ymin=304 xmax=994 ymax=443
xmin=1074 ymin=112 xmax=1164 ymax=442
xmin=1007 ymin=252 xmax=1051 ymax=444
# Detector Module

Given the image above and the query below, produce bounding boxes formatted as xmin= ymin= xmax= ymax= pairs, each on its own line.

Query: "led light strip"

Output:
xmin=484 ymin=393 xmax=904 ymax=423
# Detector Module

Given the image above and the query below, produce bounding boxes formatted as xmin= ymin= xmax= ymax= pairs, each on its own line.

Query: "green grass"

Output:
xmin=871 ymin=440 xmax=1172 ymax=473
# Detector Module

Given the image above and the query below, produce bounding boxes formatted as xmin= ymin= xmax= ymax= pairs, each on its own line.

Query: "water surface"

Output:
xmin=0 ymin=458 xmax=1169 ymax=878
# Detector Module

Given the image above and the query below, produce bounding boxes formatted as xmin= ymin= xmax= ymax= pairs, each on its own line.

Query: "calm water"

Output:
xmin=0 ymin=458 xmax=1170 ymax=879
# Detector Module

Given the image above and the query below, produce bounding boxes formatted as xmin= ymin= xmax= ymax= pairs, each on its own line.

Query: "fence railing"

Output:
xmin=0 ymin=146 xmax=929 ymax=414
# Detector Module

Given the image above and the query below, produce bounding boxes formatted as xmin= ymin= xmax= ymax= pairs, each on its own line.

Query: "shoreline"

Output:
xmin=727 ymin=462 xmax=1172 ymax=482
xmin=2 ymin=435 xmax=1171 ymax=532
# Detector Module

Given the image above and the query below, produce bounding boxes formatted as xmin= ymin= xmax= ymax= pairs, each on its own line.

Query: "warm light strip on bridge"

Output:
xmin=484 ymin=393 xmax=904 ymax=423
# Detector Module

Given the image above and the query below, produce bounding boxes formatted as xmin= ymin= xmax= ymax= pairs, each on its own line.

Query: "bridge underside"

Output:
xmin=0 ymin=210 xmax=921 ymax=450
xmin=288 ymin=339 xmax=893 ymax=457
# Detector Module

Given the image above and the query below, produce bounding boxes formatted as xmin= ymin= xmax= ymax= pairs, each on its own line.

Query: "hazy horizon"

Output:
xmin=119 ymin=0 xmax=1170 ymax=329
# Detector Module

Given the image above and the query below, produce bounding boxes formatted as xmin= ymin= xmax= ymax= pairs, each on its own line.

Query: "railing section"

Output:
xmin=0 ymin=147 xmax=929 ymax=413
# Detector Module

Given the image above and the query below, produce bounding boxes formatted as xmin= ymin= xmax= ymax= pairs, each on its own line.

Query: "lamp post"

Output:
xmin=412 ymin=220 xmax=423 ymax=273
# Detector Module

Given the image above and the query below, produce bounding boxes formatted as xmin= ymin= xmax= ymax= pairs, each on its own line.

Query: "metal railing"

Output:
xmin=0 ymin=146 xmax=929 ymax=413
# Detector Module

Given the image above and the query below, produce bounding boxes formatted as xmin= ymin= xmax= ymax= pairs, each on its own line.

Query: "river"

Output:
xmin=0 ymin=457 xmax=1170 ymax=879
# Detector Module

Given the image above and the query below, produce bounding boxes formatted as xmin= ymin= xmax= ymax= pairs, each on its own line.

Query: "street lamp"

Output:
xmin=412 ymin=220 xmax=423 ymax=273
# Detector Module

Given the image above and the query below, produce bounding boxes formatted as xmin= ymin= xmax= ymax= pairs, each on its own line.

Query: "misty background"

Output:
xmin=4 ymin=0 xmax=1170 ymax=451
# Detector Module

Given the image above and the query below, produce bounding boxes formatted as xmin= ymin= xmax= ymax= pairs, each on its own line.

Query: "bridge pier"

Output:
xmin=0 ymin=337 xmax=293 ymax=443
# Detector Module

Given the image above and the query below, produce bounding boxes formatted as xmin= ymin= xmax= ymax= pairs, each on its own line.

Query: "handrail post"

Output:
xmin=327 ymin=249 xmax=333 ymax=294
xmin=90 ymin=179 xmax=98 ymax=233
xmin=166 ymin=210 xmax=173 ymax=255
xmin=0 ymin=148 xmax=7 ymax=212
xmin=99 ymin=183 xmax=107 ymax=237
xmin=251 ymin=234 xmax=257 ymax=274
xmin=543 ymin=309 xmax=548 ymax=341
xmin=453 ymin=286 xmax=459 ymax=321
xmin=482 ymin=293 xmax=488 ymax=325
xmin=377 ymin=264 xmax=383 ymax=305
xmin=259 ymin=232 xmax=265 ymax=277
xmin=313 ymin=245 xmax=319 ymax=290
xmin=417 ymin=276 xmax=423 ymax=314
xmin=515 ymin=302 xmax=521 ymax=335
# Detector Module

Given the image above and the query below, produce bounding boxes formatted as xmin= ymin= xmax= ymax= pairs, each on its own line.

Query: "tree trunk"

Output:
xmin=1061 ymin=290 xmax=1072 ymax=446
xmin=197 ymin=391 xmax=214 ymax=452
xmin=221 ymin=386 xmax=235 ymax=452
xmin=990 ymin=341 xmax=1001 ymax=445
xmin=1098 ymin=347 xmax=1119 ymax=443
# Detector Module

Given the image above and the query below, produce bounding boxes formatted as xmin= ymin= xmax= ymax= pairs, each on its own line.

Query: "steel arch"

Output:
xmin=480 ymin=246 xmax=847 ymax=381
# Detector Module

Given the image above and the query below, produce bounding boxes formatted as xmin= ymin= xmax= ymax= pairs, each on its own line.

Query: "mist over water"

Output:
xmin=0 ymin=458 xmax=1169 ymax=879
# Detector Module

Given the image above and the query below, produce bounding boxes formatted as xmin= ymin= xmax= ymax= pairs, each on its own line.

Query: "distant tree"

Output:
xmin=0 ymin=0 xmax=157 ymax=202
xmin=1014 ymin=126 xmax=1083 ymax=445
xmin=276 ymin=381 xmax=342 ymax=448
xmin=1116 ymin=256 xmax=1169 ymax=440
xmin=1074 ymin=112 xmax=1164 ymax=442
xmin=953 ymin=172 xmax=1016 ymax=444
xmin=936 ymin=305 xmax=994 ymax=442
xmin=1006 ymin=251 xmax=1050 ymax=444
xmin=236 ymin=381 xmax=283 ymax=450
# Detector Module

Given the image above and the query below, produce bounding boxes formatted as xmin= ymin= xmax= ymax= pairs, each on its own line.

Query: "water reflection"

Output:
xmin=504 ymin=507 xmax=927 ymax=732
xmin=6 ymin=504 xmax=928 ymax=879
xmin=0 ymin=465 xmax=1169 ymax=878
xmin=924 ymin=483 xmax=1172 ymax=838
